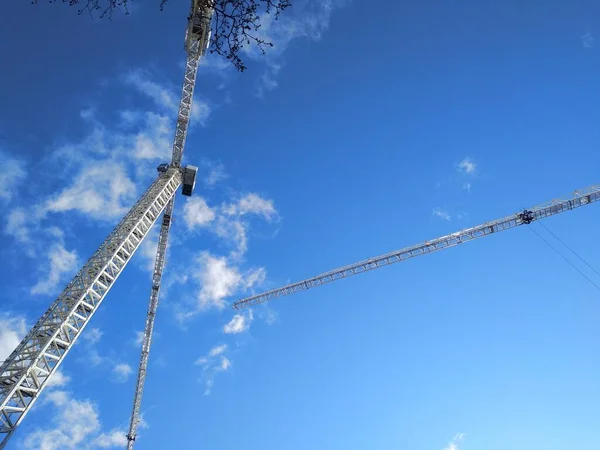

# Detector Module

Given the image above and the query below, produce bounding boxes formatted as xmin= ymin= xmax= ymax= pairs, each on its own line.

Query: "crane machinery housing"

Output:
xmin=0 ymin=1 xmax=213 ymax=449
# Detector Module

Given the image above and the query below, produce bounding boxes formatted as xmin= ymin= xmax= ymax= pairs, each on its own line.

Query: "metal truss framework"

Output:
xmin=0 ymin=168 xmax=182 ymax=449
xmin=171 ymin=42 xmax=201 ymax=168
xmin=126 ymin=3 xmax=213 ymax=448
xmin=233 ymin=184 xmax=600 ymax=310
xmin=171 ymin=2 xmax=212 ymax=167
xmin=0 ymin=2 xmax=212 ymax=448
xmin=126 ymin=197 xmax=174 ymax=449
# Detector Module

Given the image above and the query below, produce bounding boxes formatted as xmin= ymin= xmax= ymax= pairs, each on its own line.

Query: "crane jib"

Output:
xmin=232 ymin=185 xmax=600 ymax=310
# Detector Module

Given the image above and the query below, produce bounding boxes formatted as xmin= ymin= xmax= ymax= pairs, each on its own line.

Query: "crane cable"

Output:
xmin=527 ymin=224 xmax=600 ymax=292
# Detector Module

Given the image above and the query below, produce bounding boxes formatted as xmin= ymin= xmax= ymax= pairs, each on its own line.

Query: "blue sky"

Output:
xmin=1 ymin=0 xmax=600 ymax=449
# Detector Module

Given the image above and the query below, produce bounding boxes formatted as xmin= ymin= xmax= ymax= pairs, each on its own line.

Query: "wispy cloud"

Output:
xmin=46 ymin=370 xmax=71 ymax=389
xmin=125 ymin=69 xmax=211 ymax=126
xmin=194 ymin=344 xmax=234 ymax=395
xmin=23 ymin=386 xmax=127 ymax=450
xmin=582 ymin=31 xmax=594 ymax=49
xmin=0 ymin=151 xmax=26 ymax=202
xmin=189 ymin=251 xmax=265 ymax=311
xmin=133 ymin=331 xmax=145 ymax=347
xmin=208 ymin=344 xmax=228 ymax=357
xmin=31 ymin=239 xmax=79 ymax=296
xmin=82 ymin=328 xmax=103 ymax=345
xmin=443 ymin=433 xmax=465 ymax=450
xmin=457 ymin=157 xmax=477 ymax=175
xmin=183 ymin=197 xmax=216 ymax=230
xmin=215 ymin=356 xmax=231 ymax=372
xmin=432 ymin=207 xmax=451 ymax=221
xmin=245 ymin=0 xmax=346 ymax=95
xmin=0 ymin=313 xmax=27 ymax=363
xmin=44 ymin=161 xmax=137 ymax=221
xmin=112 ymin=363 xmax=133 ymax=383
xmin=93 ymin=430 xmax=128 ymax=448
xmin=203 ymin=162 xmax=227 ymax=187
xmin=223 ymin=310 xmax=254 ymax=334
xmin=177 ymin=191 xmax=276 ymax=318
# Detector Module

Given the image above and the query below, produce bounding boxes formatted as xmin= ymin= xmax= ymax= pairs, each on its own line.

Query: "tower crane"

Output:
xmin=0 ymin=1 xmax=212 ymax=448
xmin=233 ymin=184 xmax=600 ymax=310
xmin=126 ymin=2 xmax=212 ymax=448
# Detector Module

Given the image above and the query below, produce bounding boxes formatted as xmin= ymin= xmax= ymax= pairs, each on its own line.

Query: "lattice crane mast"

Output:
xmin=0 ymin=2 xmax=212 ymax=449
xmin=233 ymin=184 xmax=600 ymax=310
xmin=126 ymin=2 xmax=212 ymax=448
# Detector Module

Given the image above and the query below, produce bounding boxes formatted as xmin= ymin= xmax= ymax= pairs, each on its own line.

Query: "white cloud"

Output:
xmin=223 ymin=310 xmax=254 ymax=334
xmin=23 ymin=391 xmax=99 ymax=449
xmin=192 ymin=252 xmax=266 ymax=311
xmin=0 ymin=313 xmax=27 ymax=363
xmin=112 ymin=363 xmax=133 ymax=383
xmin=83 ymin=328 xmax=103 ymax=345
xmin=125 ymin=71 xmax=179 ymax=113
xmin=208 ymin=344 xmax=228 ymax=357
xmin=5 ymin=207 xmax=35 ymax=245
xmin=46 ymin=370 xmax=71 ymax=389
xmin=246 ymin=0 xmax=346 ymax=93
xmin=204 ymin=379 xmax=214 ymax=396
xmin=213 ymin=217 xmax=249 ymax=257
xmin=131 ymin=112 xmax=173 ymax=161
xmin=260 ymin=306 xmax=278 ymax=325
xmin=237 ymin=193 xmax=278 ymax=220
xmin=183 ymin=197 xmax=216 ymax=230
xmin=215 ymin=356 xmax=231 ymax=372
xmin=194 ymin=252 xmax=242 ymax=310
xmin=138 ymin=414 xmax=149 ymax=430
xmin=93 ymin=430 xmax=128 ymax=448
xmin=443 ymin=433 xmax=465 ymax=450
xmin=204 ymin=163 xmax=227 ymax=187
xmin=137 ymin=227 xmax=159 ymax=274
xmin=195 ymin=345 xmax=233 ymax=394
xmin=87 ymin=349 xmax=105 ymax=367
xmin=134 ymin=331 xmax=145 ymax=347
xmin=432 ymin=207 xmax=451 ymax=222
xmin=23 ymin=389 xmax=126 ymax=450
xmin=582 ymin=31 xmax=594 ymax=49
xmin=214 ymin=194 xmax=278 ymax=256
xmin=44 ymin=161 xmax=136 ymax=221
xmin=0 ymin=152 xmax=26 ymax=202
xmin=195 ymin=357 xmax=209 ymax=366
xmin=31 ymin=241 xmax=79 ymax=295
xmin=223 ymin=193 xmax=277 ymax=221
xmin=125 ymin=70 xmax=211 ymax=126
xmin=463 ymin=183 xmax=471 ymax=193
xmin=458 ymin=158 xmax=477 ymax=175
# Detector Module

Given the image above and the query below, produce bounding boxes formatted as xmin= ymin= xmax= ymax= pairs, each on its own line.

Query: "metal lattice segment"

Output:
xmin=233 ymin=184 xmax=600 ymax=310
xmin=0 ymin=168 xmax=182 ymax=450
xmin=171 ymin=3 xmax=212 ymax=168
xmin=126 ymin=4 xmax=213 ymax=448
xmin=126 ymin=199 xmax=174 ymax=449
xmin=170 ymin=45 xmax=200 ymax=168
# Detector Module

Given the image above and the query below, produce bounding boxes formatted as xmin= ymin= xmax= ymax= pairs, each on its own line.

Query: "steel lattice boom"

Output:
xmin=0 ymin=168 xmax=182 ymax=449
xmin=126 ymin=2 xmax=213 ymax=448
xmin=233 ymin=184 xmax=600 ymax=310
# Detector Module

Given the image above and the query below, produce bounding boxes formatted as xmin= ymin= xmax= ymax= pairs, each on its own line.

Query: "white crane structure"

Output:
xmin=233 ymin=184 xmax=600 ymax=310
xmin=0 ymin=1 xmax=213 ymax=449
xmin=1 ymin=0 xmax=599 ymax=448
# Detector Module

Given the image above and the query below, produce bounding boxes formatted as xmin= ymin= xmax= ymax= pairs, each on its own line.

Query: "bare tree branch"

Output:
xmin=32 ymin=0 xmax=291 ymax=71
